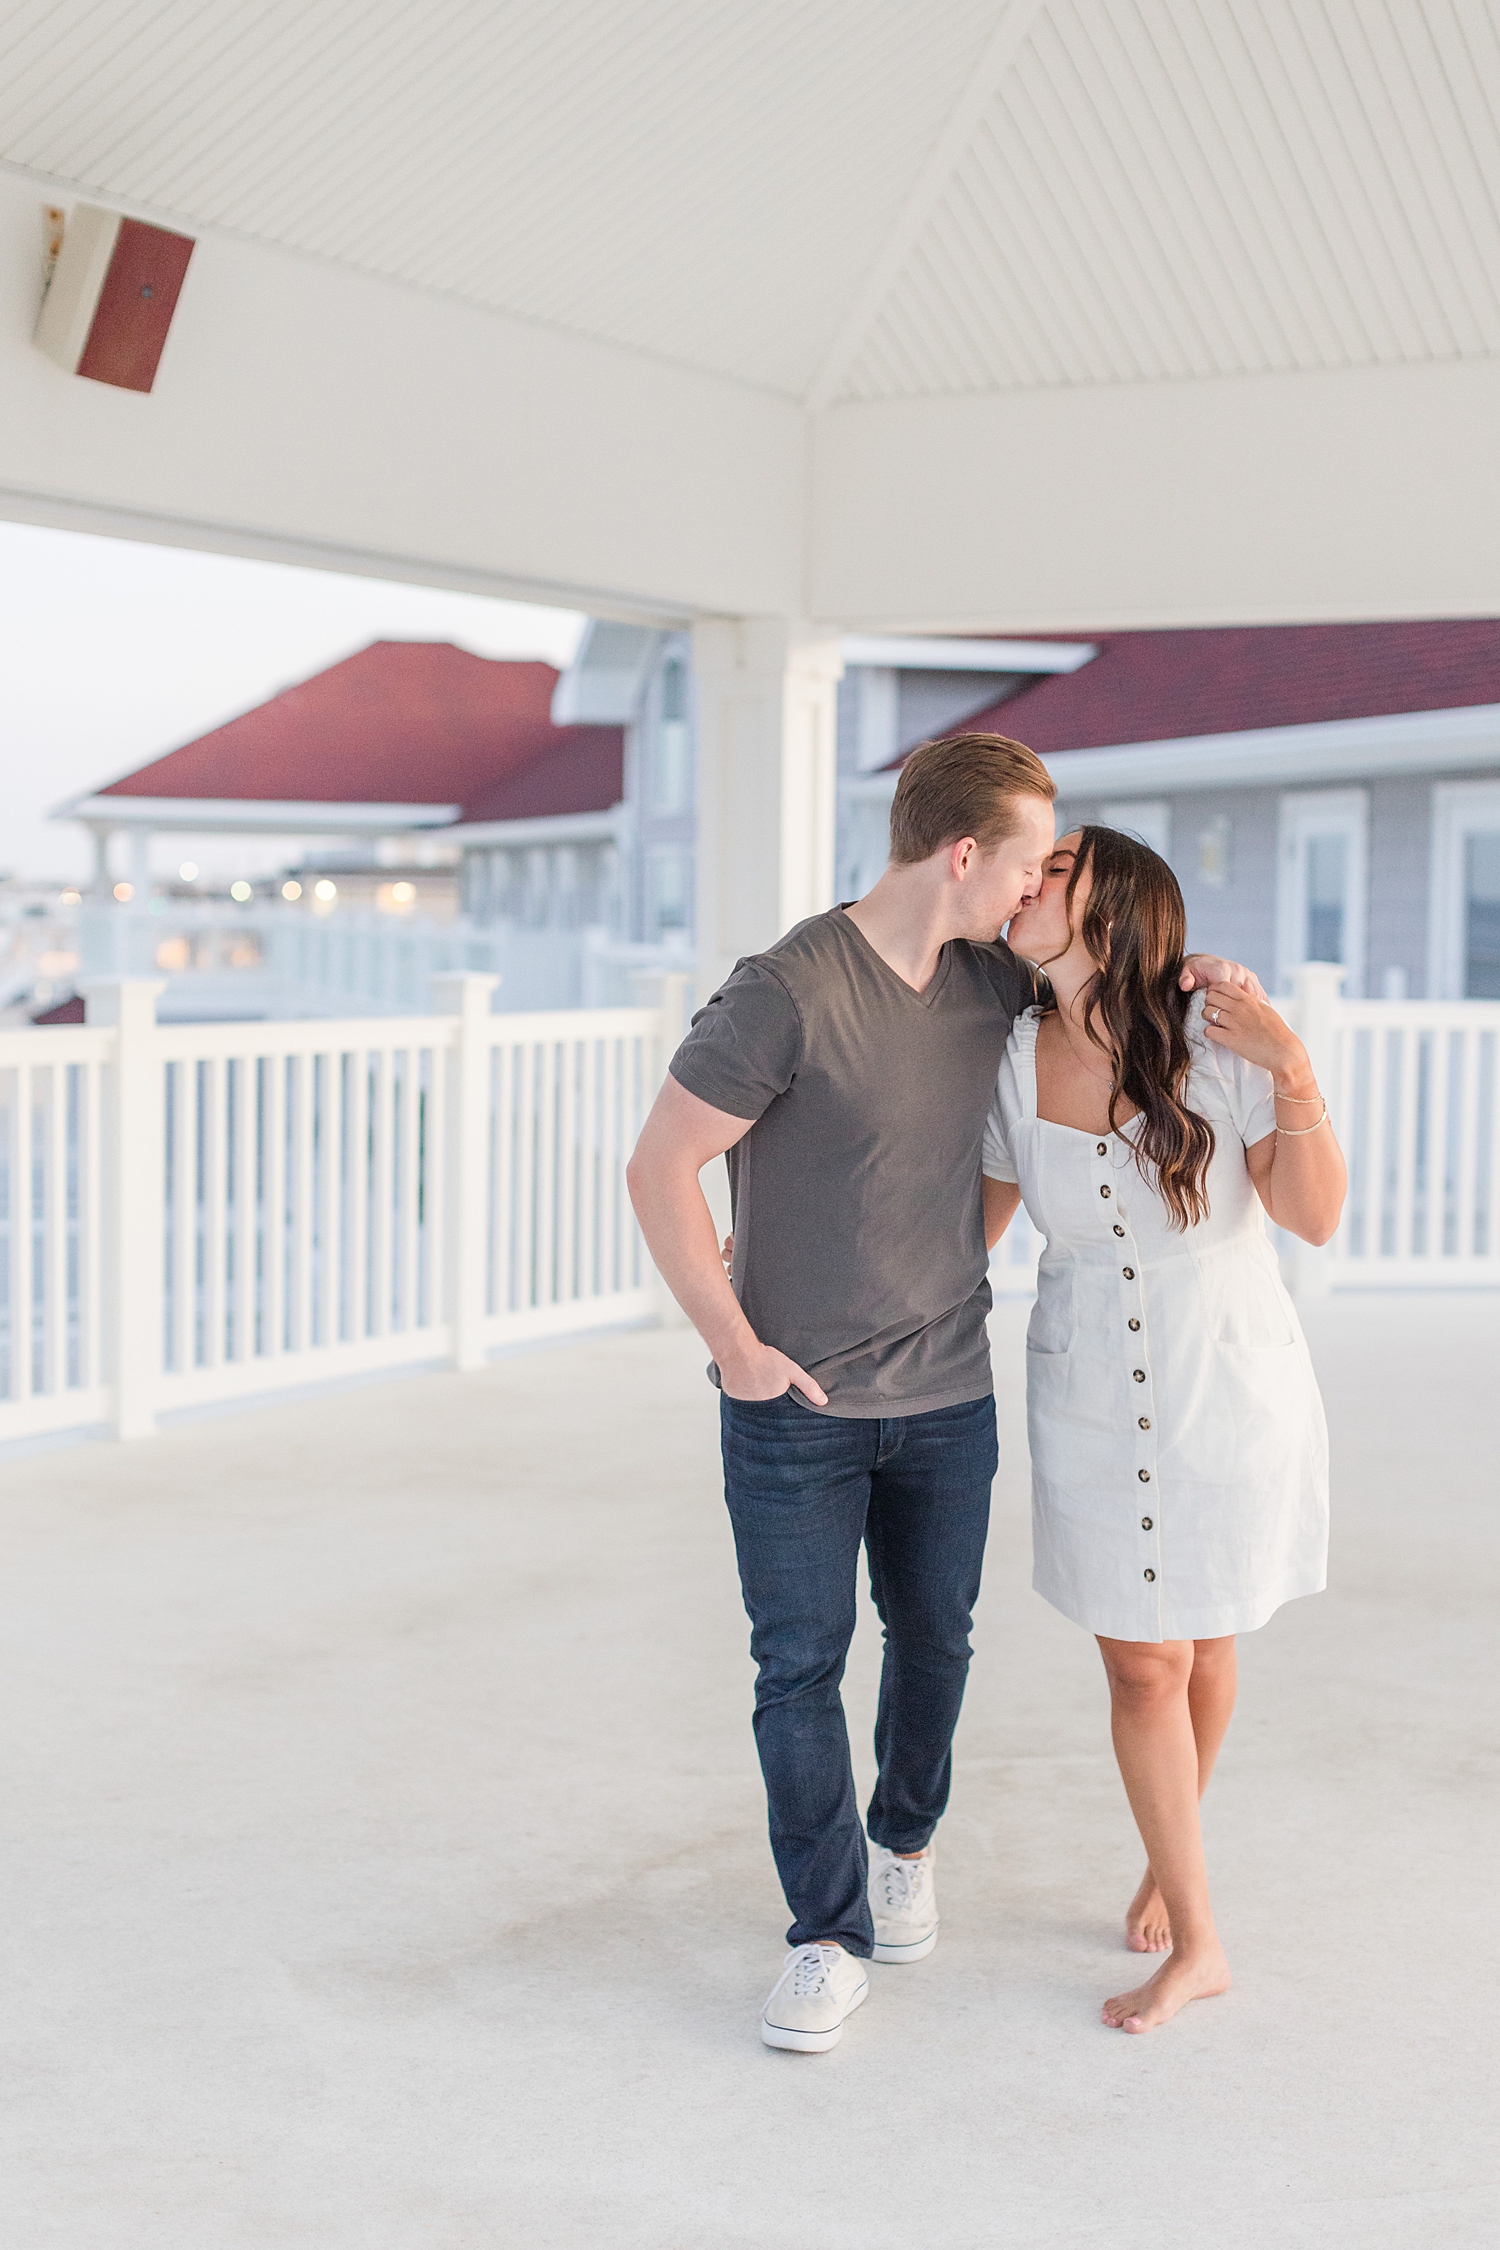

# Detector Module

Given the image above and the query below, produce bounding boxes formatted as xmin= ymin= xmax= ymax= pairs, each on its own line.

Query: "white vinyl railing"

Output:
xmin=7 ymin=966 xmax=1496 ymax=1445
xmin=0 ymin=975 xmax=690 ymax=1446
xmin=1287 ymin=965 xmax=1500 ymax=1291
xmin=991 ymin=964 xmax=1500 ymax=1300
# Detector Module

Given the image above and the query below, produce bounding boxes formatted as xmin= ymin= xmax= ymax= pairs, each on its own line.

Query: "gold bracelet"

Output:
xmin=1274 ymin=1089 xmax=1323 ymax=1104
xmin=1276 ymin=1099 xmax=1329 ymax=1136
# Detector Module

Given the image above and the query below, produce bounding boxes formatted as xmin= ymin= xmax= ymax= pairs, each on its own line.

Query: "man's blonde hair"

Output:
xmin=888 ymin=732 xmax=1055 ymax=865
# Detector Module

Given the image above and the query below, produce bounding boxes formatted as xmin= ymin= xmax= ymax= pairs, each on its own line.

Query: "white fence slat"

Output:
xmin=171 ymin=1061 xmax=196 ymax=1372
xmin=291 ymin=1055 xmax=314 ymax=1351
xmin=230 ymin=1052 xmax=253 ymax=1363
xmin=314 ymin=1052 xmax=336 ymax=1349
xmin=558 ymin=1037 xmax=578 ymax=1305
xmin=537 ymin=1039 xmax=559 ymax=1309
xmin=369 ymin=1047 xmax=392 ymax=1341
xmin=347 ymin=1048 xmax=370 ymax=1344
xmin=81 ymin=1057 xmax=102 ymax=1390
xmin=1484 ymin=1030 xmax=1493 ymax=1260
xmin=424 ymin=1035 xmax=447 ymax=1336
xmin=489 ymin=1041 xmax=512 ymax=1320
xmin=262 ymin=1052 xmax=287 ymax=1361
xmin=1392 ymin=1028 xmax=1420 ymax=1263
xmin=1454 ymin=1029 xmax=1479 ymax=1263
xmin=202 ymin=1060 xmax=228 ymax=1371
xmin=601 ymin=1037 xmax=621 ymax=1301
xmin=515 ymin=1039 xmax=538 ymax=1314
xmin=398 ymin=1048 xmax=419 ymax=1333
xmin=1426 ymin=1023 xmax=1452 ymax=1260
xmin=13 ymin=1064 xmax=34 ymax=1404
xmin=49 ymin=1064 xmax=70 ymax=1393
xmin=580 ymin=1037 xmax=599 ymax=1303
xmin=1365 ymin=1020 xmax=1392 ymax=1262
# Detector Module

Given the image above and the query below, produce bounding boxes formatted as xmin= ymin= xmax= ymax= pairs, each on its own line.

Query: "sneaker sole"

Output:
xmin=760 ymin=1973 xmax=869 ymax=2053
xmin=871 ymin=1928 xmax=938 ymax=1963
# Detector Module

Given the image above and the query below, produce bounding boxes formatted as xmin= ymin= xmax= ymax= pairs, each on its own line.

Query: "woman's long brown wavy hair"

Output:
xmin=1041 ymin=826 xmax=1215 ymax=1229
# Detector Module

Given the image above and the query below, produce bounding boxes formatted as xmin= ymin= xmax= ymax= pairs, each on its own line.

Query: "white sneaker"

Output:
xmin=760 ymin=1943 xmax=870 ymax=2053
xmin=869 ymin=1842 xmax=939 ymax=1963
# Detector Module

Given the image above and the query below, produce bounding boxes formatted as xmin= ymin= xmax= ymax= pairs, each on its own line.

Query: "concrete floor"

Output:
xmin=0 ymin=1297 xmax=1496 ymax=2250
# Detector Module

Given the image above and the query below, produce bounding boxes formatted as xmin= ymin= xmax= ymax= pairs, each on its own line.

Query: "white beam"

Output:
xmin=61 ymin=797 xmax=461 ymax=833
xmin=448 ymin=809 xmax=625 ymax=849
xmin=811 ymin=360 xmax=1500 ymax=632
xmin=842 ymin=634 xmax=1094 ymax=672
xmin=0 ymin=169 xmax=802 ymax=624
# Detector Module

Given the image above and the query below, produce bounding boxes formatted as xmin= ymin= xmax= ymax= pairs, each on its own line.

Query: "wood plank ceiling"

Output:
xmin=2 ymin=0 xmax=1497 ymax=404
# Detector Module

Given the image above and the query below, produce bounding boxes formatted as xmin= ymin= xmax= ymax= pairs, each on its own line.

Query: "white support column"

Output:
xmin=431 ymin=973 xmax=500 ymax=1371
xmin=691 ymin=620 xmax=844 ymax=1001
xmin=126 ymin=828 xmax=153 ymax=902
xmin=85 ymin=979 xmax=166 ymax=1439
xmin=88 ymin=826 xmax=115 ymax=898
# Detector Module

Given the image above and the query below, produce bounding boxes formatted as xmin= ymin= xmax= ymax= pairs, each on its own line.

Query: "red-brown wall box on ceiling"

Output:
xmin=33 ymin=202 xmax=194 ymax=395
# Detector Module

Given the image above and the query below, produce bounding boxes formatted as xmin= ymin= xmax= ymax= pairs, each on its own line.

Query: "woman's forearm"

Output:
xmin=983 ymin=1177 xmax=1023 ymax=1250
xmin=1261 ymin=1059 xmax=1348 ymax=1245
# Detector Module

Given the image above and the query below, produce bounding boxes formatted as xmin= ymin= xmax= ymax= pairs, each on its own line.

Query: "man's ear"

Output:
xmin=950 ymin=835 xmax=980 ymax=880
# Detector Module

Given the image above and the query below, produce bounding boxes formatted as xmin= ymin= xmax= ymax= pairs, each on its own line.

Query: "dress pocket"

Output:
xmin=1196 ymin=1243 xmax=1296 ymax=1349
xmin=1026 ymin=1270 xmax=1074 ymax=1356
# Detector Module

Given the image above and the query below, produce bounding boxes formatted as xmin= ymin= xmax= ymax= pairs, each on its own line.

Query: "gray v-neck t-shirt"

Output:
xmin=669 ymin=907 xmax=1032 ymax=1418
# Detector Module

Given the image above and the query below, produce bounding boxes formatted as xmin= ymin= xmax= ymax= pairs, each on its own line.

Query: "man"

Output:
xmin=627 ymin=733 xmax=1259 ymax=2052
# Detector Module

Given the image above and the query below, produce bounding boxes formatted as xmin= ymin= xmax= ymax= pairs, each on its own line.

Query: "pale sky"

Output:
xmin=0 ymin=520 xmax=585 ymax=884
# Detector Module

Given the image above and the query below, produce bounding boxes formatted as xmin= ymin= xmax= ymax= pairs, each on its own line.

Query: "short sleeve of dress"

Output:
xmin=981 ymin=1085 xmax=1018 ymax=1182
xmin=1222 ymin=1046 xmax=1279 ymax=1147
xmin=668 ymin=964 xmax=803 ymax=1123
xmin=1190 ymin=996 xmax=1278 ymax=1148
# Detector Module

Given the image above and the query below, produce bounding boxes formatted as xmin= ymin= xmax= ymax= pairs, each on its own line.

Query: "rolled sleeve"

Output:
xmin=1228 ymin=1052 xmax=1279 ymax=1148
xmin=668 ymin=964 xmax=803 ymax=1123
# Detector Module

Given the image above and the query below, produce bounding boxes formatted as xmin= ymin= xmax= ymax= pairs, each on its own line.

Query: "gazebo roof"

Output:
xmin=5 ymin=3 xmax=1493 ymax=412
xmin=85 ymin=642 xmax=623 ymax=824
xmin=3 ymin=5 xmax=1495 ymax=634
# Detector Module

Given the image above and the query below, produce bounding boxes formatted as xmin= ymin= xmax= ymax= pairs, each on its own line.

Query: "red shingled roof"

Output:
xmin=960 ymin=620 xmax=1500 ymax=759
xmin=97 ymin=641 xmax=623 ymax=821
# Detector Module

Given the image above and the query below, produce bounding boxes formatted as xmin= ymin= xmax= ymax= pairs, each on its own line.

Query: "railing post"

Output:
xmin=85 ymin=979 xmax=166 ymax=1439
xmin=431 ymin=973 xmax=500 ymax=1372
xmin=1282 ymin=962 xmax=1345 ymax=1300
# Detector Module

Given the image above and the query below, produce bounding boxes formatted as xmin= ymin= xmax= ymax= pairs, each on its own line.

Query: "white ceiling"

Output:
xmin=1 ymin=0 xmax=1496 ymax=406
xmin=843 ymin=0 xmax=1500 ymax=400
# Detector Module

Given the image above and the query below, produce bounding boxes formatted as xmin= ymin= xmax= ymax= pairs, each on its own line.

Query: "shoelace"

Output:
xmin=787 ymin=1945 xmax=837 ymax=1998
xmin=878 ymin=1856 xmax=927 ymax=1911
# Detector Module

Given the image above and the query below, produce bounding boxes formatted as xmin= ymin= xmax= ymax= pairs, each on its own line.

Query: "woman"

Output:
xmin=983 ymin=827 xmax=1345 ymax=2034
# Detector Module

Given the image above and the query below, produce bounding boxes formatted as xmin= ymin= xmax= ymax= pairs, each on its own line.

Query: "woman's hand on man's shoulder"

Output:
xmin=1178 ymin=954 xmax=1267 ymax=1001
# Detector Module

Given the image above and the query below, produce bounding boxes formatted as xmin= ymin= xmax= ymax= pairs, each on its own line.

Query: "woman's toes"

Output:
xmin=1125 ymin=1880 xmax=1172 ymax=1953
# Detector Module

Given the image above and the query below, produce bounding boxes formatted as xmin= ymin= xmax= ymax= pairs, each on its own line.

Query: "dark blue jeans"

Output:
xmin=720 ymin=1390 xmax=997 ymax=1958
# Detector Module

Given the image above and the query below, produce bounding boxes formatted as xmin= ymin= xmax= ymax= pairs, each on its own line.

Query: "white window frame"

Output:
xmin=1427 ymin=779 xmax=1500 ymax=998
xmin=1100 ymin=799 xmax=1171 ymax=860
xmin=1276 ymin=788 xmax=1368 ymax=996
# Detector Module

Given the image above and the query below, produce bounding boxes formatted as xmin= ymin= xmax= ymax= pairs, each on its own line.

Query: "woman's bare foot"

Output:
xmin=1101 ymin=1944 xmax=1231 ymax=2033
xmin=1125 ymin=1868 xmax=1171 ymax=1952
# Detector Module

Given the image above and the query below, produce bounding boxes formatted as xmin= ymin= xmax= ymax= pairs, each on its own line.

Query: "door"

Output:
xmin=1276 ymin=789 xmax=1368 ymax=996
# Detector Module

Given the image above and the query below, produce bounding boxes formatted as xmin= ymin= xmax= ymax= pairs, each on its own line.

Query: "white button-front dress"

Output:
xmin=983 ymin=999 xmax=1329 ymax=1644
